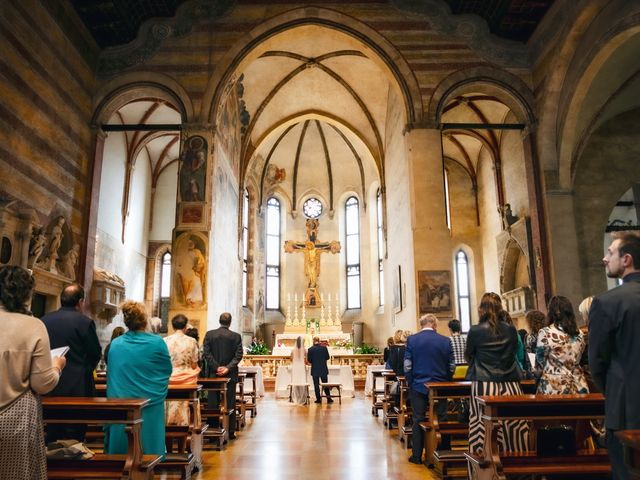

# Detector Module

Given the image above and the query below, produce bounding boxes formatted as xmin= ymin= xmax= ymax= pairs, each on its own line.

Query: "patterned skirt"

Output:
xmin=468 ymin=380 xmax=530 ymax=454
xmin=0 ymin=390 xmax=47 ymax=480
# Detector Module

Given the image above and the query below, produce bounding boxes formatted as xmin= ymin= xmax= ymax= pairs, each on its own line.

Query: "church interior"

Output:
xmin=1 ymin=0 xmax=640 ymax=478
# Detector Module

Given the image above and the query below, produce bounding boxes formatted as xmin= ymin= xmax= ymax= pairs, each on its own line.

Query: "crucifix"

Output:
xmin=284 ymin=219 xmax=341 ymax=306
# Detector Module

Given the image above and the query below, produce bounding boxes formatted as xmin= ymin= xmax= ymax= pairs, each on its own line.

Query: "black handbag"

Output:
xmin=536 ymin=424 xmax=576 ymax=456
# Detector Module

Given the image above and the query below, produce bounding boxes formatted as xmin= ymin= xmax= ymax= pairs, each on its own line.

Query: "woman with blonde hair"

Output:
xmin=105 ymin=300 xmax=172 ymax=456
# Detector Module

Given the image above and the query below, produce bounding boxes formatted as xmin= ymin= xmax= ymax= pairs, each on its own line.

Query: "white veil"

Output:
xmin=290 ymin=336 xmax=308 ymax=404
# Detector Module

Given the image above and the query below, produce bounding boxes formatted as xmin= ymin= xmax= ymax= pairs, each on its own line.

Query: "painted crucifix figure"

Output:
xmin=284 ymin=219 xmax=341 ymax=305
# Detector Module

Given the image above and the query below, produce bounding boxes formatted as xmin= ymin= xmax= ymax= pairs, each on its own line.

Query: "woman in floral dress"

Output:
xmin=536 ymin=295 xmax=589 ymax=394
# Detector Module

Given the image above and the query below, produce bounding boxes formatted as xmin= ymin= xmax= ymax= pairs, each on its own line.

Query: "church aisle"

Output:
xmin=189 ymin=393 xmax=440 ymax=480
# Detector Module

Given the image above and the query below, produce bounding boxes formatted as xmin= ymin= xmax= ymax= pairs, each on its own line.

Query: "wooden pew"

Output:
xmin=371 ymin=369 xmax=391 ymax=417
xmin=240 ymin=369 xmax=258 ymax=418
xmin=199 ymin=377 xmax=230 ymax=448
xmin=616 ymin=430 xmax=640 ymax=479
xmin=465 ymin=393 xmax=609 ymax=480
xmin=381 ymin=371 xmax=398 ymax=429
xmin=235 ymin=372 xmax=247 ymax=430
xmin=395 ymin=377 xmax=412 ymax=446
xmin=160 ymin=384 xmax=203 ymax=480
xmin=42 ymin=397 xmax=161 ymax=480
xmin=93 ymin=383 xmax=203 ymax=479
xmin=424 ymin=380 xmax=536 ymax=478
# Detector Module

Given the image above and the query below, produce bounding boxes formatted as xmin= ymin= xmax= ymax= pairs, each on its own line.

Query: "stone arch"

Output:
xmin=557 ymin=21 xmax=640 ymax=189
xmin=200 ymin=7 xmax=422 ymax=127
xmin=92 ymin=72 xmax=193 ymax=124
xmin=428 ymin=66 xmax=535 ymax=126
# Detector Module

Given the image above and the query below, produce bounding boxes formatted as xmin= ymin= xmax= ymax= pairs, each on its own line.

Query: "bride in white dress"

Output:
xmin=290 ymin=336 xmax=308 ymax=405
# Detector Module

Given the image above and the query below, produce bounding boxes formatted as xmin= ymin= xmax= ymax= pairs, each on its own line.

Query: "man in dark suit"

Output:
xmin=307 ymin=336 xmax=332 ymax=403
xmin=203 ymin=312 xmax=243 ymax=439
xmin=589 ymin=231 xmax=640 ymax=480
xmin=404 ymin=314 xmax=454 ymax=465
xmin=42 ymin=283 xmax=102 ymax=443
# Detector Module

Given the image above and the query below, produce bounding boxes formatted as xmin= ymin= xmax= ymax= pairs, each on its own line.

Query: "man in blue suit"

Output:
xmin=307 ymin=336 xmax=333 ymax=403
xmin=405 ymin=314 xmax=454 ymax=465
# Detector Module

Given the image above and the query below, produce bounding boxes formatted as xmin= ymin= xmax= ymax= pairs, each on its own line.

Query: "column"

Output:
xmin=168 ymin=124 xmax=214 ymax=336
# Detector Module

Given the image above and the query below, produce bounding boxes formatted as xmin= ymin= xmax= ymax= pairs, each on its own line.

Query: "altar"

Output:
xmin=273 ymin=332 xmax=353 ymax=355
xmin=274 ymin=365 xmax=355 ymax=398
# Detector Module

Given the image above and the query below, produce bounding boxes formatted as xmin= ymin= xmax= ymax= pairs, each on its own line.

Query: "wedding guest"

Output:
xmin=536 ymin=295 xmax=588 ymax=394
xmin=105 ymin=301 xmax=172 ymax=456
xmin=0 ymin=266 xmax=65 ymax=479
xmin=466 ymin=292 xmax=529 ymax=454
xmin=164 ymin=314 xmax=201 ymax=425
xmin=103 ymin=326 xmax=125 ymax=365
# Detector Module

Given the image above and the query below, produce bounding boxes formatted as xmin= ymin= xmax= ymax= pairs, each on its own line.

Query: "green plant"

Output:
xmin=246 ymin=341 xmax=270 ymax=355
xmin=355 ymin=343 xmax=380 ymax=354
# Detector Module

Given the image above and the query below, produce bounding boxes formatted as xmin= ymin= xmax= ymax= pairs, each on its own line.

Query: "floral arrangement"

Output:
xmin=355 ymin=343 xmax=381 ymax=354
xmin=331 ymin=339 xmax=353 ymax=350
xmin=246 ymin=341 xmax=270 ymax=355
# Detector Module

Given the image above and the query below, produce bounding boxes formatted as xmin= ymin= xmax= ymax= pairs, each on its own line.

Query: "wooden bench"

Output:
xmin=381 ymin=371 xmax=398 ymax=429
xmin=616 ymin=430 xmax=640 ymax=479
xmin=320 ymin=382 xmax=343 ymax=404
xmin=287 ymin=384 xmax=311 ymax=404
xmin=42 ymin=397 xmax=160 ymax=480
xmin=465 ymin=393 xmax=609 ymax=480
xmin=235 ymin=372 xmax=247 ymax=430
xmin=94 ymin=383 xmax=204 ymax=478
xmin=394 ymin=377 xmax=412 ymax=446
xmin=424 ymin=380 xmax=536 ymax=478
xmin=199 ymin=377 xmax=230 ymax=448
xmin=239 ymin=369 xmax=258 ymax=417
xmin=371 ymin=369 xmax=391 ymax=417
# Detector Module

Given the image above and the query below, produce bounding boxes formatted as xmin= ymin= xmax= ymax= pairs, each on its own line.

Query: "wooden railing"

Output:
xmin=242 ymin=354 xmax=383 ymax=379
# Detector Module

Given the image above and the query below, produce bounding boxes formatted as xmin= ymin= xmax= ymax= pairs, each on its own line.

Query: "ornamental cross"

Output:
xmin=284 ymin=219 xmax=341 ymax=305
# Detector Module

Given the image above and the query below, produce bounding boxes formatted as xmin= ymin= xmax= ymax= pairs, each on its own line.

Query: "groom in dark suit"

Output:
xmin=589 ymin=231 xmax=640 ymax=480
xmin=203 ymin=312 xmax=243 ymax=439
xmin=307 ymin=336 xmax=333 ymax=403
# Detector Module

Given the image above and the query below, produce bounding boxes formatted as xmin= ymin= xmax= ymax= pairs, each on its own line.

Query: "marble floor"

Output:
xmin=189 ymin=392 xmax=441 ymax=480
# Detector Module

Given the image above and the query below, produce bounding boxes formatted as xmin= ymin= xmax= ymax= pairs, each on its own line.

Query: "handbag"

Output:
xmin=536 ymin=424 xmax=576 ymax=456
xmin=389 ymin=380 xmax=399 ymax=396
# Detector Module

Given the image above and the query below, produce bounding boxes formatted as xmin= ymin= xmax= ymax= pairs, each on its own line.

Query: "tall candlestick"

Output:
xmin=294 ymin=293 xmax=299 ymax=325
xmin=335 ymin=293 xmax=340 ymax=325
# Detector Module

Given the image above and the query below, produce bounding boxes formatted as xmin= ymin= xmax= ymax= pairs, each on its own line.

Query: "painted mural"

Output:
xmin=173 ymin=231 xmax=208 ymax=308
xmin=179 ymin=135 xmax=207 ymax=203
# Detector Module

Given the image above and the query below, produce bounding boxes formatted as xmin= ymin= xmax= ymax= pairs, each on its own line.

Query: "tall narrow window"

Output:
xmin=376 ymin=188 xmax=384 ymax=306
xmin=455 ymin=250 xmax=471 ymax=332
xmin=265 ymin=197 xmax=281 ymax=310
xmin=242 ymin=189 xmax=249 ymax=307
xmin=345 ymin=196 xmax=361 ymax=309
xmin=444 ymin=168 xmax=451 ymax=230
xmin=159 ymin=251 xmax=172 ymax=327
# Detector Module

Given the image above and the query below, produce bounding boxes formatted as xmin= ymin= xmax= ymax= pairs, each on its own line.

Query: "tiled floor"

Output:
xmin=190 ymin=392 xmax=441 ymax=480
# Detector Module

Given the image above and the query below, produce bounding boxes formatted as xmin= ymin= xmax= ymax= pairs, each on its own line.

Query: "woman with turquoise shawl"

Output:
xmin=105 ymin=301 xmax=172 ymax=456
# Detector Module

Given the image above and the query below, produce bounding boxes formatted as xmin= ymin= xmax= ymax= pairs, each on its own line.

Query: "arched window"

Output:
xmin=242 ymin=188 xmax=249 ymax=307
xmin=159 ymin=251 xmax=171 ymax=325
xmin=455 ymin=250 xmax=471 ymax=332
xmin=345 ymin=196 xmax=361 ymax=309
xmin=376 ymin=188 xmax=384 ymax=306
xmin=265 ymin=197 xmax=281 ymax=310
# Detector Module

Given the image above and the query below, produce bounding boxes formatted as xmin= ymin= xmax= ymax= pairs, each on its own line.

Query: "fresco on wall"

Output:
xmin=173 ymin=231 xmax=207 ymax=308
xmin=179 ymin=135 xmax=207 ymax=203
xmin=215 ymin=76 xmax=246 ymax=181
xmin=418 ymin=270 xmax=452 ymax=315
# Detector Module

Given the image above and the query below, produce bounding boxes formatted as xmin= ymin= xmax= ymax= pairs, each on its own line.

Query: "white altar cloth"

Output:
xmin=271 ymin=346 xmax=354 ymax=356
xmin=275 ymin=365 xmax=355 ymax=398
xmin=364 ymin=364 xmax=390 ymax=396
xmin=239 ymin=366 xmax=265 ymax=397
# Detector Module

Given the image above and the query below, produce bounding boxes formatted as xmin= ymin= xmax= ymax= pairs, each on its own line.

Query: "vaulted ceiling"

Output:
xmin=70 ymin=0 xmax=554 ymax=49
